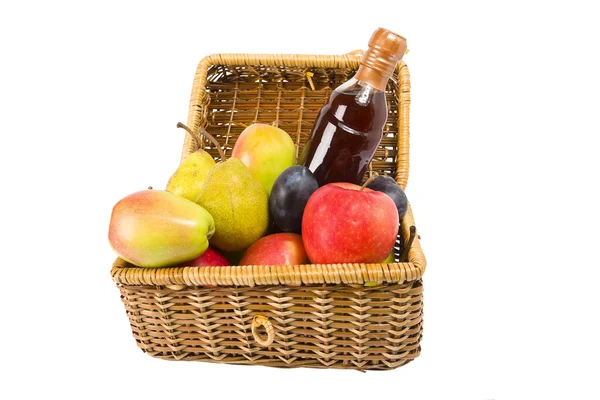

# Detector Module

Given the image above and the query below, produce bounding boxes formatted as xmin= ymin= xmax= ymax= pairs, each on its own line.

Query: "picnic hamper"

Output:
xmin=111 ymin=51 xmax=427 ymax=371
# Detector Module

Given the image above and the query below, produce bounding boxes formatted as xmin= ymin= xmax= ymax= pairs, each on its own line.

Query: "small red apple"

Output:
xmin=302 ymin=182 xmax=399 ymax=264
xmin=239 ymin=233 xmax=308 ymax=265
xmin=178 ymin=246 xmax=230 ymax=267
xmin=176 ymin=247 xmax=230 ymax=287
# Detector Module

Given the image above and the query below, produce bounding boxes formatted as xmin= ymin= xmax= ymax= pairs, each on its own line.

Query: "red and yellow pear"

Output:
xmin=231 ymin=123 xmax=296 ymax=194
xmin=108 ymin=189 xmax=215 ymax=268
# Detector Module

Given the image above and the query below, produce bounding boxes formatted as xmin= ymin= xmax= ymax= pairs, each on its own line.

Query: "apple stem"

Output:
xmin=360 ymin=172 xmax=379 ymax=191
xmin=177 ymin=122 xmax=227 ymax=161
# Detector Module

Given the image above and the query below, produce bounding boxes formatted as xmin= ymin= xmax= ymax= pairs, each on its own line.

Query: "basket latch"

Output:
xmin=251 ymin=315 xmax=274 ymax=347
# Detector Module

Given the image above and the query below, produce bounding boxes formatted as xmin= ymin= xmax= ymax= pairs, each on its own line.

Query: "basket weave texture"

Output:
xmin=111 ymin=53 xmax=426 ymax=371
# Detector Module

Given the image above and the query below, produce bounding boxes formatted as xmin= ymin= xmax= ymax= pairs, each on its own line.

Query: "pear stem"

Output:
xmin=177 ymin=122 xmax=227 ymax=161
xmin=360 ymin=172 xmax=379 ymax=191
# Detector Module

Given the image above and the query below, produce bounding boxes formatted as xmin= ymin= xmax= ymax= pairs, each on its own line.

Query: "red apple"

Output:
xmin=178 ymin=247 xmax=230 ymax=267
xmin=302 ymin=182 xmax=399 ymax=264
xmin=239 ymin=233 xmax=308 ymax=265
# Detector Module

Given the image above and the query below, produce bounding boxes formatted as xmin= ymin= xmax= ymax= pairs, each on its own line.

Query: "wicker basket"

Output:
xmin=111 ymin=52 xmax=426 ymax=371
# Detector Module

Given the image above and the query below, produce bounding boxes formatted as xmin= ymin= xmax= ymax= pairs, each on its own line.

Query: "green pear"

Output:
xmin=166 ymin=124 xmax=216 ymax=202
xmin=176 ymin=122 xmax=269 ymax=252
xmin=198 ymin=158 xmax=269 ymax=252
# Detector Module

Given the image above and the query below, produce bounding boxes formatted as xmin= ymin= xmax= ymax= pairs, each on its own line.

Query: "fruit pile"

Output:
xmin=108 ymin=123 xmax=408 ymax=268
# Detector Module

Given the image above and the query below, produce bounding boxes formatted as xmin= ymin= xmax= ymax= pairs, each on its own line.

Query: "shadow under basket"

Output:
xmin=110 ymin=52 xmax=427 ymax=371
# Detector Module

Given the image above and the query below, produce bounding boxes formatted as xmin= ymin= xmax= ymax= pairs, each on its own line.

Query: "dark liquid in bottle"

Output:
xmin=299 ymin=80 xmax=387 ymax=186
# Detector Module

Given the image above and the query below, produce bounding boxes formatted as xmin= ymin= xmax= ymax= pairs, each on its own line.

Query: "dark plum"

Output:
xmin=269 ymin=166 xmax=319 ymax=234
xmin=366 ymin=175 xmax=408 ymax=219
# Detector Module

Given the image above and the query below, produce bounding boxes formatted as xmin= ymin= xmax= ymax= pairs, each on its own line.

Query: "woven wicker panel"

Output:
xmin=118 ymin=280 xmax=422 ymax=370
xmin=184 ymin=53 xmax=410 ymax=190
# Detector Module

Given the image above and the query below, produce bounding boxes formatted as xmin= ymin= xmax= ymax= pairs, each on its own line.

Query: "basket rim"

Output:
xmin=110 ymin=204 xmax=426 ymax=288
xmin=191 ymin=52 xmax=407 ymax=67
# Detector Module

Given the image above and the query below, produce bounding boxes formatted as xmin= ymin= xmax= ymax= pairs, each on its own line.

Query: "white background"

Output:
xmin=1 ymin=1 xmax=599 ymax=399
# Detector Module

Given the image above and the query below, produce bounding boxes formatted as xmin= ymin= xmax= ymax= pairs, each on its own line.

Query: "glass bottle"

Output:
xmin=299 ymin=28 xmax=407 ymax=186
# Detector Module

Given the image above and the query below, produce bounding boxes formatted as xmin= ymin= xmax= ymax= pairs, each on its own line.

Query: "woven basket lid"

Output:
xmin=183 ymin=52 xmax=411 ymax=189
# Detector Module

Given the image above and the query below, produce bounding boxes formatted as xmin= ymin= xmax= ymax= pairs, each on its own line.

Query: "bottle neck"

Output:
xmin=354 ymin=43 xmax=402 ymax=91
xmin=355 ymin=65 xmax=390 ymax=92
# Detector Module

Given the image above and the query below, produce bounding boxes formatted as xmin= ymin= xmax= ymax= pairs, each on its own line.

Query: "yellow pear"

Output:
xmin=198 ymin=158 xmax=269 ymax=252
xmin=166 ymin=149 xmax=215 ymax=202
xmin=166 ymin=123 xmax=216 ymax=202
